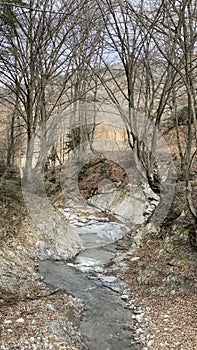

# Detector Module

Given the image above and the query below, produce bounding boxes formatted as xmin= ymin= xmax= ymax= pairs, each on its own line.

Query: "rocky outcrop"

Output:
xmin=88 ymin=182 xmax=160 ymax=224
xmin=22 ymin=192 xmax=82 ymax=260
xmin=0 ymin=207 xmax=82 ymax=300
xmin=0 ymin=191 xmax=83 ymax=300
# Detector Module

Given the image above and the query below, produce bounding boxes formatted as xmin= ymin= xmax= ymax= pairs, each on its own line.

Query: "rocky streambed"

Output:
xmin=0 ymin=179 xmax=159 ymax=349
xmin=38 ymin=200 xmax=142 ymax=350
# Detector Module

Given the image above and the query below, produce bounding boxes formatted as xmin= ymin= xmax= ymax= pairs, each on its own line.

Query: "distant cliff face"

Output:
xmin=93 ymin=123 xmax=127 ymax=145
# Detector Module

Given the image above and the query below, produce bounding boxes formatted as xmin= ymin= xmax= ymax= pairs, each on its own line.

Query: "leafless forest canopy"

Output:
xmin=0 ymin=0 xmax=196 ymax=221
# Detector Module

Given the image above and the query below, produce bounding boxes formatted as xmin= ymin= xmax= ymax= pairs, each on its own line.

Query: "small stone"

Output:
xmin=121 ymin=294 xmax=129 ymax=300
xmin=135 ymin=314 xmax=143 ymax=322
xmin=139 ymin=335 xmax=146 ymax=342
xmin=4 ymin=319 xmax=12 ymax=324
xmin=133 ymin=309 xmax=142 ymax=314
xmin=136 ymin=327 xmax=143 ymax=334
xmin=130 ymin=256 xmax=141 ymax=261
xmin=124 ymin=303 xmax=130 ymax=309
xmin=16 ymin=318 xmax=25 ymax=323
xmin=130 ymin=340 xmax=136 ymax=345
xmin=147 ymin=340 xmax=154 ymax=347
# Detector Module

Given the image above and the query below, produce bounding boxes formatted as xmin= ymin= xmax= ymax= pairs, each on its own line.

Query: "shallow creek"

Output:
xmin=39 ymin=201 xmax=139 ymax=350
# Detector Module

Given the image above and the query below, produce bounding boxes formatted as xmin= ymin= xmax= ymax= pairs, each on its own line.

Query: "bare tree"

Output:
xmin=139 ymin=0 xmax=197 ymax=222
xmin=0 ymin=0 xmax=96 ymax=177
xmin=91 ymin=0 xmax=177 ymax=195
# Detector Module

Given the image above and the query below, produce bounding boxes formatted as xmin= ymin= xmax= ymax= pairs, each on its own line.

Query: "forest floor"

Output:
xmin=117 ymin=223 xmax=197 ymax=350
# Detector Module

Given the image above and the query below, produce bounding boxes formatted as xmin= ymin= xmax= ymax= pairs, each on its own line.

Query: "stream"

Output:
xmin=39 ymin=200 xmax=140 ymax=350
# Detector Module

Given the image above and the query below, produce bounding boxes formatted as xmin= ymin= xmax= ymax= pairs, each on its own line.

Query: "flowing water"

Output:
xmin=39 ymin=201 xmax=140 ymax=350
